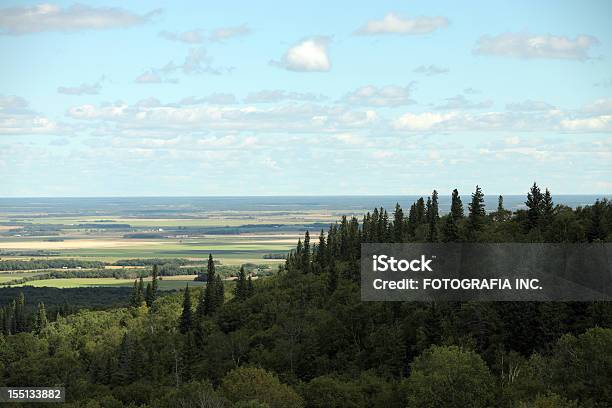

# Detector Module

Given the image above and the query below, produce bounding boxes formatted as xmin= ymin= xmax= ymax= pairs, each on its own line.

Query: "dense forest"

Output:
xmin=0 ymin=183 xmax=610 ymax=407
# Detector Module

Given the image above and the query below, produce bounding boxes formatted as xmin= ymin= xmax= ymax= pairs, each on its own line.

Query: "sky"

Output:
xmin=0 ymin=0 xmax=611 ymax=197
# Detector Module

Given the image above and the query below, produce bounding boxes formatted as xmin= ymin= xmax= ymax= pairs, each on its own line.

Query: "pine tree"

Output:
xmin=587 ymin=200 xmax=607 ymax=242
xmin=214 ymin=275 xmax=225 ymax=309
xmin=393 ymin=203 xmax=404 ymax=242
xmin=203 ymin=254 xmax=217 ymax=315
xmin=427 ymin=190 xmax=439 ymax=242
xmin=137 ymin=277 xmax=145 ymax=305
xmin=15 ymin=292 xmax=25 ymax=333
xmin=35 ymin=303 xmax=47 ymax=333
xmin=234 ymin=266 xmax=247 ymax=300
xmin=179 ymin=285 xmax=192 ymax=334
xmin=302 ymin=231 xmax=311 ymax=273
xmin=541 ymin=188 xmax=554 ymax=228
xmin=525 ymin=182 xmax=543 ymax=230
xmin=442 ymin=215 xmax=459 ymax=242
xmin=316 ymin=229 xmax=327 ymax=269
xmin=451 ymin=189 xmax=464 ymax=219
xmin=129 ymin=280 xmax=139 ymax=307
xmin=145 ymin=283 xmax=153 ymax=307
xmin=247 ymin=275 xmax=254 ymax=297
xmin=415 ymin=198 xmax=426 ymax=224
xmin=467 ymin=185 xmax=486 ymax=239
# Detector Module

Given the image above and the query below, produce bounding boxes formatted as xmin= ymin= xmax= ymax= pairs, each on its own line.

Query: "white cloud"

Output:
xmin=273 ymin=37 xmax=331 ymax=72
xmin=506 ymin=100 xmax=555 ymax=111
xmin=134 ymin=71 xmax=166 ymax=84
xmin=0 ymin=3 xmax=159 ymax=35
xmin=434 ymin=95 xmax=493 ymax=110
xmin=244 ymin=90 xmax=326 ymax=103
xmin=413 ymin=65 xmax=449 ymax=76
xmin=560 ymin=116 xmax=612 ymax=132
xmin=393 ymin=112 xmax=457 ymax=131
xmin=57 ymin=80 xmax=102 ymax=95
xmin=0 ymin=95 xmax=64 ymax=135
xmin=210 ymin=24 xmax=251 ymax=41
xmin=356 ymin=12 xmax=448 ymax=35
xmin=475 ymin=32 xmax=599 ymax=60
xmin=344 ymin=85 xmax=415 ymax=107
xmin=159 ymin=29 xmax=203 ymax=44
xmin=178 ymin=94 xmax=238 ymax=105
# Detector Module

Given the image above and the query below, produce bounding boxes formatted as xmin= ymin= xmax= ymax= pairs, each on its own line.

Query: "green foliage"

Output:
xmin=220 ymin=367 xmax=304 ymax=408
xmin=405 ymin=345 xmax=494 ymax=408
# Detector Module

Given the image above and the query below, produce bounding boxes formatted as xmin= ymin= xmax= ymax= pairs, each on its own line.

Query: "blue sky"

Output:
xmin=0 ymin=0 xmax=611 ymax=197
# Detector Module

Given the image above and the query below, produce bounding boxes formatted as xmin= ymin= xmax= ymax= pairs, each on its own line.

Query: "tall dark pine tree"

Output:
xmin=415 ymin=198 xmax=426 ymax=224
xmin=15 ymin=292 xmax=26 ymax=333
xmin=316 ymin=229 xmax=327 ymax=269
xmin=129 ymin=280 xmax=140 ymax=307
xmin=427 ymin=190 xmax=439 ymax=242
xmin=525 ymin=182 xmax=543 ymax=230
xmin=35 ymin=302 xmax=47 ymax=333
xmin=246 ymin=275 xmax=254 ymax=297
xmin=213 ymin=275 xmax=225 ymax=308
xmin=146 ymin=264 xmax=159 ymax=307
xmin=442 ymin=215 xmax=459 ymax=242
xmin=302 ymin=231 xmax=311 ymax=273
xmin=234 ymin=266 xmax=247 ymax=301
xmin=587 ymin=200 xmax=607 ymax=242
xmin=137 ymin=277 xmax=145 ymax=305
xmin=203 ymin=254 xmax=217 ymax=315
xmin=451 ymin=189 xmax=464 ymax=219
xmin=179 ymin=285 xmax=192 ymax=334
xmin=393 ymin=203 xmax=404 ymax=243
xmin=407 ymin=203 xmax=418 ymax=238
xmin=541 ymin=188 xmax=554 ymax=228
xmin=467 ymin=185 xmax=486 ymax=240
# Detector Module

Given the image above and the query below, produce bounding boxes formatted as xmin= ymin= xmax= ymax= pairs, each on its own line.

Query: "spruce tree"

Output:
xmin=451 ymin=189 xmax=464 ymax=219
xmin=179 ymin=285 xmax=192 ymax=334
xmin=302 ymin=231 xmax=311 ymax=273
xmin=15 ymin=292 xmax=25 ymax=333
xmin=129 ymin=280 xmax=139 ymax=307
xmin=541 ymin=188 xmax=554 ymax=228
xmin=442 ymin=215 xmax=459 ymax=242
xmin=393 ymin=203 xmax=404 ymax=242
xmin=234 ymin=266 xmax=247 ymax=300
xmin=246 ymin=275 xmax=254 ymax=297
xmin=316 ymin=229 xmax=327 ymax=269
xmin=415 ymin=197 xmax=426 ymax=224
xmin=467 ymin=185 xmax=486 ymax=239
xmin=145 ymin=283 xmax=153 ymax=307
xmin=203 ymin=254 xmax=217 ymax=315
xmin=35 ymin=302 xmax=47 ymax=333
xmin=427 ymin=190 xmax=440 ymax=242
xmin=214 ymin=275 xmax=225 ymax=309
xmin=587 ymin=200 xmax=607 ymax=242
xmin=137 ymin=277 xmax=145 ymax=305
xmin=525 ymin=182 xmax=543 ymax=230
xmin=327 ymin=264 xmax=338 ymax=293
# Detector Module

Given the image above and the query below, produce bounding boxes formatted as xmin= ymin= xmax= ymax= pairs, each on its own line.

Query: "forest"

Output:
xmin=0 ymin=183 xmax=610 ymax=407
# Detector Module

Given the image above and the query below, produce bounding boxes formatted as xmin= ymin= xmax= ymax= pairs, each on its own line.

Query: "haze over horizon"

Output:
xmin=1 ymin=1 xmax=611 ymax=196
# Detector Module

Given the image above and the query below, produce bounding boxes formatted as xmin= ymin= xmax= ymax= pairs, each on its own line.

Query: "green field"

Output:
xmin=14 ymin=277 xmax=207 ymax=290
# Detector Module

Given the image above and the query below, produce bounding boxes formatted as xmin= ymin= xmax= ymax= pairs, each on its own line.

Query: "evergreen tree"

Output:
xmin=316 ymin=229 xmax=327 ymax=269
xmin=145 ymin=283 xmax=153 ymax=307
xmin=525 ymin=182 xmax=543 ymax=230
xmin=129 ymin=280 xmax=140 ymax=307
xmin=467 ymin=185 xmax=486 ymax=239
xmin=541 ymin=188 xmax=554 ymax=228
xmin=35 ymin=303 xmax=47 ymax=333
xmin=234 ymin=266 xmax=247 ymax=301
xmin=203 ymin=254 xmax=217 ymax=315
xmin=407 ymin=203 xmax=418 ymax=237
xmin=427 ymin=190 xmax=440 ymax=242
xmin=451 ymin=189 xmax=464 ymax=219
xmin=393 ymin=203 xmax=404 ymax=242
xmin=214 ymin=275 xmax=225 ymax=309
xmin=137 ymin=277 xmax=145 ymax=305
xmin=442 ymin=215 xmax=459 ymax=242
xmin=15 ymin=292 xmax=25 ymax=333
xmin=302 ymin=231 xmax=311 ymax=273
xmin=587 ymin=200 xmax=607 ymax=242
xmin=415 ymin=198 xmax=426 ymax=224
xmin=246 ymin=275 xmax=254 ymax=297
xmin=179 ymin=285 xmax=192 ymax=334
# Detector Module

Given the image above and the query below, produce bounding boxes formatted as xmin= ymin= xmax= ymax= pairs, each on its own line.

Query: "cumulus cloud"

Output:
xmin=65 ymin=100 xmax=377 ymax=136
xmin=343 ymin=85 xmax=415 ymax=107
xmin=178 ymin=94 xmax=238 ymax=105
xmin=393 ymin=112 xmax=457 ymax=131
xmin=560 ymin=116 xmax=612 ymax=132
xmin=57 ymin=78 xmax=104 ymax=95
xmin=0 ymin=3 xmax=160 ymax=35
xmin=135 ymin=47 xmax=231 ymax=83
xmin=356 ymin=12 xmax=448 ymax=35
xmin=506 ymin=100 xmax=555 ymax=111
xmin=434 ymin=95 xmax=493 ymax=110
xmin=210 ymin=24 xmax=251 ymax=41
xmin=413 ymin=65 xmax=449 ymax=76
xmin=475 ymin=32 xmax=599 ymax=60
xmin=272 ymin=37 xmax=331 ymax=72
xmin=244 ymin=90 xmax=327 ymax=103
xmin=159 ymin=29 xmax=203 ymax=44
xmin=0 ymin=94 xmax=64 ymax=135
